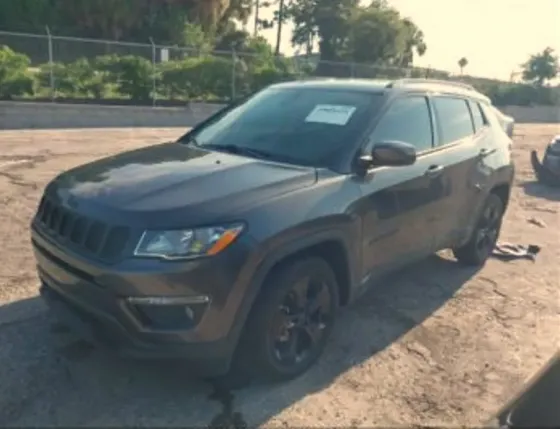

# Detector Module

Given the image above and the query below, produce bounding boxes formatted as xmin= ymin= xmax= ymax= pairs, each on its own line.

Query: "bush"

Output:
xmin=95 ymin=55 xmax=153 ymax=101
xmin=1 ymin=44 xmax=559 ymax=106
xmin=160 ymin=56 xmax=238 ymax=100
xmin=37 ymin=58 xmax=107 ymax=98
xmin=249 ymin=65 xmax=299 ymax=92
xmin=0 ymin=45 xmax=34 ymax=98
xmin=159 ymin=59 xmax=197 ymax=100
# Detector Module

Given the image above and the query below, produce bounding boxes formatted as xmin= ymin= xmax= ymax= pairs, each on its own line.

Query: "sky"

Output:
xmin=250 ymin=0 xmax=560 ymax=80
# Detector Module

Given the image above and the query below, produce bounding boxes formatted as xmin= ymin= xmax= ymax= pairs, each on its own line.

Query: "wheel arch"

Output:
xmin=254 ymin=232 xmax=354 ymax=308
xmin=490 ymin=182 xmax=511 ymax=211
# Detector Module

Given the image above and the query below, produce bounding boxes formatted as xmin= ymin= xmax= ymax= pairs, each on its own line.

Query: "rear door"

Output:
xmin=429 ymin=96 xmax=484 ymax=249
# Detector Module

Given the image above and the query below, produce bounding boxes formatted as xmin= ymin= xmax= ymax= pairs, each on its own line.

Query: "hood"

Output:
xmin=50 ymin=142 xmax=317 ymax=226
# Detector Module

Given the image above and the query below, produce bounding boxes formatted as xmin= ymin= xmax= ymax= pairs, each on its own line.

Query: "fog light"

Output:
xmin=126 ymin=295 xmax=210 ymax=330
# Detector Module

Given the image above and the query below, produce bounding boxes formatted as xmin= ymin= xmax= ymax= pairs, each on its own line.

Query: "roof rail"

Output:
xmin=387 ymin=78 xmax=477 ymax=92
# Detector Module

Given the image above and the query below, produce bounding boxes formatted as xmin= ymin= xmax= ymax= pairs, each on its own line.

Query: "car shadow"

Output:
xmin=0 ymin=253 xmax=480 ymax=427
xmin=520 ymin=180 xmax=560 ymax=202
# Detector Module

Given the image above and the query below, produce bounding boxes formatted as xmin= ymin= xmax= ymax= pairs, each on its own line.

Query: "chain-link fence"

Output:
xmin=0 ymin=29 xmax=476 ymax=106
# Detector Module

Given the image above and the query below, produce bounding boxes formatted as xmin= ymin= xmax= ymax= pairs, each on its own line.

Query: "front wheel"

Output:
xmin=453 ymin=193 xmax=504 ymax=266
xmin=233 ymin=257 xmax=339 ymax=383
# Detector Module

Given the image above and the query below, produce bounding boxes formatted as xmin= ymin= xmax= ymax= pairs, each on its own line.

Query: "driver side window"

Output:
xmin=370 ymin=96 xmax=434 ymax=153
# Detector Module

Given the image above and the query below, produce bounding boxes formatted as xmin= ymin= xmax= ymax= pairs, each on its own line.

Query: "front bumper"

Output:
xmin=32 ymin=224 xmax=258 ymax=376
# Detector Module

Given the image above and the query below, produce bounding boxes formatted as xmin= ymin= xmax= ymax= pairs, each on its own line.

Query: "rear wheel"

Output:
xmin=233 ymin=257 xmax=339 ymax=383
xmin=453 ymin=193 xmax=504 ymax=266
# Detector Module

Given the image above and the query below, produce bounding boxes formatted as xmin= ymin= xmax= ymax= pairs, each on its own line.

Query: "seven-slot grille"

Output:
xmin=34 ymin=195 xmax=130 ymax=262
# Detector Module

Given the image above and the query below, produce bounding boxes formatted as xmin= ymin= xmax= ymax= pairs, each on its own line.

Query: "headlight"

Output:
xmin=133 ymin=224 xmax=244 ymax=260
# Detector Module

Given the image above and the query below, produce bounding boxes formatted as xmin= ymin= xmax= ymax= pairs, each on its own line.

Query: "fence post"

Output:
xmin=45 ymin=26 xmax=54 ymax=101
xmin=350 ymin=62 xmax=355 ymax=78
xmin=149 ymin=37 xmax=157 ymax=107
xmin=231 ymin=47 xmax=237 ymax=101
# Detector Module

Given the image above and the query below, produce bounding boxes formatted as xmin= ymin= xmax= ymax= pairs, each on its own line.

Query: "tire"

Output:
xmin=231 ymin=257 xmax=339 ymax=383
xmin=453 ymin=192 xmax=504 ymax=266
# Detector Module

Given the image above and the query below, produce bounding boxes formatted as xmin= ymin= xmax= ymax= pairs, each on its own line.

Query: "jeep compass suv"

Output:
xmin=31 ymin=78 xmax=514 ymax=382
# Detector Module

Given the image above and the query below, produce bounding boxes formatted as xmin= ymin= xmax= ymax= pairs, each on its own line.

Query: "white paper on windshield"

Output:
xmin=305 ymin=104 xmax=357 ymax=126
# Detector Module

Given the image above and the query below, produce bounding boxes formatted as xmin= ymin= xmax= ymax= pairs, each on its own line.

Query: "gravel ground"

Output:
xmin=0 ymin=125 xmax=558 ymax=427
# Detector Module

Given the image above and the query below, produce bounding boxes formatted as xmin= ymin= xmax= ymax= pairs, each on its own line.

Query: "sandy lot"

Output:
xmin=0 ymin=125 xmax=558 ymax=427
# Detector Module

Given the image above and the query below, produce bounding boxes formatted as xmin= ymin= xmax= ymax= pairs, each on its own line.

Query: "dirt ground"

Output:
xmin=0 ymin=125 xmax=558 ymax=427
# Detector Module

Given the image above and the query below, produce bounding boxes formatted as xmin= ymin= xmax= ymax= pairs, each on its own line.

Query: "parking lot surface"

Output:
xmin=0 ymin=125 xmax=558 ymax=427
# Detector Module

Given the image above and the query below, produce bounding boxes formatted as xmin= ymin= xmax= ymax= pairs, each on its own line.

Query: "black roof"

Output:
xmin=271 ymin=78 xmax=490 ymax=102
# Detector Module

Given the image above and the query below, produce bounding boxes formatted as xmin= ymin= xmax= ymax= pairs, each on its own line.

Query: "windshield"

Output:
xmin=186 ymin=86 xmax=383 ymax=168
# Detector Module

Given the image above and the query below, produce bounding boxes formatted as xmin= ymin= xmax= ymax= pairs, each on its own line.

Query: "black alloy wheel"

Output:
xmin=454 ymin=193 xmax=504 ymax=266
xmin=270 ymin=274 xmax=332 ymax=369
xmin=232 ymin=257 xmax=339 ymax=383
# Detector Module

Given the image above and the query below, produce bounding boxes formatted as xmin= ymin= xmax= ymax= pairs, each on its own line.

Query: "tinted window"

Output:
xmin=189 ymin=87 xmax=383 ymax=169
xmin=371 ymin=96 xmax=433 ymax=152
xmin=468 ymin=100 xmax=486 ymax=132
xmin=432 ymin=97 xmax=474 ymax=145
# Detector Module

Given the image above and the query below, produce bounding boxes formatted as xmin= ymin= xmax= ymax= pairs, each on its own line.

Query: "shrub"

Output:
xmin=2 ymin=45 xmax=559 ymax=106
xmin=249 ymin=65 xmax=299 ymax=92
xmin=159 ymin=58 xmax=199 ymax=100
xmin=160 ymin=56 xmax=238 ymax=100
xmin=95 ymin=55 xmax=153 ymax=101
xmin=37 ymin=58 xmax=107 ymax=98
xmin=0 ymin=45 xmax=34 ymax=98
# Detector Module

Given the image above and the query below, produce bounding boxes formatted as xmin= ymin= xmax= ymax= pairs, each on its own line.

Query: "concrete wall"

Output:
xmin=0 ymin=101 xmax=225 ymax=130
xmin=500 ymin=105 xmax=559 ymax=124
xmin=0 ymin=101 xmax=558 ymax=130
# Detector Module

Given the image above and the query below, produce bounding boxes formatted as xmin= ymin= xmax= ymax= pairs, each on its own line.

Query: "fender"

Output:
xmin=226 ymin=228 xmax=357 ymax=354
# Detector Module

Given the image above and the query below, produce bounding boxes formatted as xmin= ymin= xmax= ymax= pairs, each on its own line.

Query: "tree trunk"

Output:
xmin=254 ymin=0 xmax=259 ymax=37
xmin=274 ymin=0 xmax=284 ymax=56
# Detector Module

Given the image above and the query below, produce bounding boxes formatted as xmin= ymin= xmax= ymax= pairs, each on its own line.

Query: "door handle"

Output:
xmin=424 ymin=165 xmax=444 ymax=177
xmin=479 ymin=148 xmax=496 ymax=157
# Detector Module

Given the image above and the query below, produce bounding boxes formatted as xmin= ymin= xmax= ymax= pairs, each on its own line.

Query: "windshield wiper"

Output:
xmin=203 ymin=144 xmax=274 ymax=160
xmin=177 ymin=133 xmax=199 ymax=145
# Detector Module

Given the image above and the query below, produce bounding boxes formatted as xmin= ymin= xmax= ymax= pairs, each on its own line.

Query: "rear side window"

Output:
xmin=371 ymin=96 xmax=433 ymax=152
xmin=468 ymin=100 xmax=487 ymax=132
xmin=432 ymin=97 xmax=474 ymax=146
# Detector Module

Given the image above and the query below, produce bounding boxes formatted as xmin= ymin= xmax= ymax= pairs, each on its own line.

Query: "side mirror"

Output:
xmin=359 ymin=140 xmax=417 ymax=169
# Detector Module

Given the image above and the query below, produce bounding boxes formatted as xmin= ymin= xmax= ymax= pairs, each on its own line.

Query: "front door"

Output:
xmin=358 ymin=95 xmax=447 ymax=280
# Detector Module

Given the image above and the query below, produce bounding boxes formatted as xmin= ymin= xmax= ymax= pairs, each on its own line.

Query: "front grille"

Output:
xmin=35 ymin=195 xmax=130 ymax=262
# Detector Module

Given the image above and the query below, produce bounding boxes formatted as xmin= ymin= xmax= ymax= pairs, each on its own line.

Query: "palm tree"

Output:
xmin=458 ymin=57 xmax=468 ymax=75
xmin=254 ymin=0 xmax=260 ymax=36
xmin=275 ymin=0 xmax=285 ymax=55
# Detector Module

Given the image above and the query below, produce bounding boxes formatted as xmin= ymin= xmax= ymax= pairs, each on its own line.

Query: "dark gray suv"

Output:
xmin=32 ymin=78 xmax=515 ymax=382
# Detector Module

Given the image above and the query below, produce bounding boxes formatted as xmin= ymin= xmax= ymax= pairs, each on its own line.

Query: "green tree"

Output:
xmin=253 ymin=1 xmax=274 ymax=37
xmin=521 ymin=47 xmax=559 ymax=86
xmin=0 ymin=0 xmax=58 ymax=33
xmin=346 ymin=5 xmax=404 ymax=64
xmin=398 ymin=18 xmax=426 ymax=67
xmin=274 ymin=0 xmax=287 ymax=55
xmin=458 ymin=57 xmax=468 ymax=75
xmin=288 ymin=0 xmax=426 ymax=68
xmin=0 ymin=0 xmax=253 ymax=45
xmin=288 ymin=0 xmax=359 ymax=62
xmin=217 ymin=0 xmax=254 ymax=34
